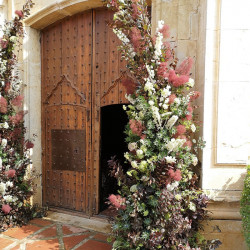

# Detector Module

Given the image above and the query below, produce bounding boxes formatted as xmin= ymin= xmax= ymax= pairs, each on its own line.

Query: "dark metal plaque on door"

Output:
xmin=51 ymin=129 xmax=86 ymax=171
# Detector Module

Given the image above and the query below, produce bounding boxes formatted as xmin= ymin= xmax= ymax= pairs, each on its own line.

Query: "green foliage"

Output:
xmin=240 ymin=165 xmax=250 ymax=248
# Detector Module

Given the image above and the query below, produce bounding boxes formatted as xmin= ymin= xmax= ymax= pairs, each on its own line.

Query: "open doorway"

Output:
xmin=99 ymin=104 xmax=129 ymax=214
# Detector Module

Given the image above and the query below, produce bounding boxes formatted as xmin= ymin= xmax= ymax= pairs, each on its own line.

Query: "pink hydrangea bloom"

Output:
xmin=9 ymin=111 xmax=25 ymax=124
xmin=131 ymin=27 xmax=142 ymax=52
xmin=0 ymin=96 xmax=8 ymax=113
xmin=157 ymin=62 xmax=169 ymax=78
xmin=2 ymin=204 xmax=12 ymax=214
xmin=158 ymin=24 xmax=170 ymax=38
xmin=168 ymin=94 xmax=176 ymax=104
xmin=5 ymin=169 xmax=16 ymax=178
xmin=11 ymin=95 xmax=24 ymax=107
xmin=176 ymin=125 xmax=186 ymax=136
xmin=15 ymin=10 xmax=24 ymax=18
xmin=4 ymin=82 xmax=11 ymax=93
xmin=168 ymin=70 xmax=189 ymax=87
xmin=168 ymin=169 xmax=182 ymax=181
xmin=176 ymin=57 xmax=193 ymax=76
xmin=129 ymin=119 xmax=145 ymax=137
xmin=108 ymin=194 xmax=126 ymax=209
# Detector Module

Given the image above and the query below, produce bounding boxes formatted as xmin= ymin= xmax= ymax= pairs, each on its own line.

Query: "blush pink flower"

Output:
xmin=0 ymin=38 xmax=8 ymax=49
xmin=176 ymin=57 xmax=193 ymax=76
xmin=2 ymin=204 xmax=12 ymax=214
xmin=108 ymin=194 xmax=126 ymax=209
xmin=4 ymin=82 xmax=11 ymax=93
xmin=158 ymin=24 xmax=170 ymax=38
xmin=168 ymin=169 xmax=182 ymax=182
xmin=184 ymin=140 xmax=192 ymax=149
xmin=129 ymin=119 xmax=145 ymax=137
xmin=189 ymin=91 xmax=201 ymax=101
xmin=186 ymin=104 xmax=193 ymax=120
xmin=5 ymin=169 xmax=16 ymax=178
xmin=11 ymin=95 xmax=24 ymax=107
xmin=132 ymin=3 xmax=139 ymax=19
xmin=9 ymin=111 xmax=25 ymax=125
xmin=168 ymin=94 xmax=176 ymax=104
xmin=0 ymin=96 xmax=8 ymax=113
xmin=15 ymin=10 xmax=24 ymax=18
xmin=176 ymin=125 xmax=186 ymax=136
xmin=168 ymin=70 xmax=189 ymax=87
xmin=25 ymin=141 xmax=34 ymax=149
xmin=157 ymin=62 xmax=169 ymax=78
xmin=131 ymin=27 xmax=142 ymax=52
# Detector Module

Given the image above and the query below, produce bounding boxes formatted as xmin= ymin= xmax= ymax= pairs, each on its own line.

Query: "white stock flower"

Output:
xmin=189 ymin=202 xmax=196 ymax=212
xmin=131 ymin=161 xmax=138 ymax=168
xmin=128 ymin=142 xmax=137 ymax=151
xmin=166 ymin=138 xmax=185 ymax=152
xmin=154 ymin=32 xmax=163 ymax=60
xmin=151 ymin=106 xmax=161 ymax=126
xmin=146 ymin=64 xmax=155 ymax=79
xmin=191 ymin=124 xmax=196 ymax=132
xmin=191 ymin=155 xmax=198 ymax=166
xmin=166 ymin=115 xmax=178 ymax=129
xmin=0 ymin=182 xmax=6 ymax=195
xmin=1 ymin=138 xmax=7 ymax=148
xmin=165 ymin=156 xmax=176 ymax=164
xmin=187 ymin=78 xmax=195 ymax=88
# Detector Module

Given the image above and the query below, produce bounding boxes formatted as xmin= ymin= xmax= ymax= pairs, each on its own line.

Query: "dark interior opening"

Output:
xmin=99 ymin=104 xmax=129 ymax=213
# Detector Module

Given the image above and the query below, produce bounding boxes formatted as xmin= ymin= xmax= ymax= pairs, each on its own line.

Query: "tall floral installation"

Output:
xmin=0 ymin=0 xmax=36 ymax=231
xmin=105 ymin=0 xmax=221 ymax=249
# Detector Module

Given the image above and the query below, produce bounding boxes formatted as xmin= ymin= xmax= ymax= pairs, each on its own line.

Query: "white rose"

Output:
xmin=3 ymin=122 xmax=9 ymax=129
xmin=136 ymin=149 xmax=144 ymax=159
xmin=165 ymin=156 xmax=176 ymax=164
xmin=162 ymin=104 xmax=168 ymax=110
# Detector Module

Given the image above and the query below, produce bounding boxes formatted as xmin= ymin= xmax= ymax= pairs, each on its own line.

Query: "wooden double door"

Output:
xmin=41 ymin=8 xmax=127 ymax=215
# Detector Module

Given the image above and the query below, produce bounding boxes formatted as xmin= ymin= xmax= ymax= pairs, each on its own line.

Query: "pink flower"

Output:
xmin=186 ymin=104 xmax=193 ymax=120
xmin=168 ymin=70 xmax=189 ymax=87
xmin=176 ymin=125 xmax=186 ymax=136
xmin=2 ymin=204 xmax=12 ymax=214
xmin=11 ymin=95 xmax=24 ymax=107
xmin=157 ymin=62 xmax=169 ymax=78
xmin=15 ymin=10 xmax=24 ymax=18
xmin=0 ymin=38 xmax=8 ymax=49
xmin=132 ymin=3 xmax=139 ymax=19
xmin=0 ymin=96 xmax=8 ymax=113
xmin=131 ymin=27 xmax=142 ymax=52
xmin=5 ymin=169 xmax=16 ymax=178
xmin=9 ymin=111 xmax=26 ymax=124
xmin=168 ymin=94 xmax=176 ymax=104
xmin=4 ymin=82 xmax=11 ymax=93
xmin=158 ymin=24 xmax=170 ymax=38
xmin=129 ymin=119 xmax=145 ymax=137
xmin=176 ymin=57 xmax=193 ymax=76
xmin=189 ymin=91 xmax=201 ymax=101
xmin=108 ymin=194 xmax=126 ymax=209
xmin=168 ymin=169 xmax=182 ymax=181
xmin=184 ymin=140 xmax=192 ymax=148
xmin=122 ymin=78 xmax=137 ymax=95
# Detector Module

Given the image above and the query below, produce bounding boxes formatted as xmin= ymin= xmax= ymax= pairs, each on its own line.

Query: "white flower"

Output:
xmin=175 ymin=194 xmax=182 ymax=201
xmin=0 ymin=182 xmax=6 ymax=195
xmin=157 ymin=20 xmax=164 ymax=31
xmin=3 ymin=122 xmax=9 ymax=129
xmin=144 ymin=79 xmax=155 ymax=93
xmin=162 ymin=104 xmax=168 ymax=110
xmin=166 ymin=181 xmax=179 ymax=191
xmin=148 ymin=100 xmax=154 ymax=106
xmin=154 ymin=32 xmax=163 ymax=60
xmin=146 ymin=64 xmax=155 ymax=79
xmin=10 ymin=36 xmax=17 ymax=43
xmin=189 ymin=202 xmax=196 ymax=212
xmin=1 ymin=138 xmax=7 ymax=148
xmin=166 ymin=138 xmax=185 ymax=152
xmin=131 ymin=161 xmax=138 ymax=168
xmin=191 ymin=155 xmax=198 ymax=166
xmin=151 ymin=106 xmax=161 ymax=127
xmin=165 ymin=156 xmax=176 ymax=164
xmin=125 ymin=94 xmax=136 ymax=104
xmin=187 ymin=78 xmax=195 ymax=88
xmin=191 ymin=124 xmax=196 ymax=132
xmin=3 ymin=195 xmax=18 ymax=203
xmin=0 ymin=157 xmax=2 ymax=170
xmin=128 ymin=142 xmax=137 ymax=151
xmin=6 ymin=181 xmax=13 ymax=188
xmin=166 ymin=115 xmax=178 ymax=129
xmin=174 ymin=98 xmax=181 ymax=105
xmin=161 ymin=86 xmax=171 ymax=98
xmin=136 ymin=149 xmax=144 ymax=159
xmin=5 ymin=165 xmax=10 ymax=171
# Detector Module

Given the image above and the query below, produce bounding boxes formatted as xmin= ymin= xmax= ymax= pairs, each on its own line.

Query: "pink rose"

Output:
xmin=15 ymin=10 xmax=24 ymax=18
xmin=2 ymin=204 xmax=12 ymax=214
xmin=5 ymin=169 xmax=16 ymax=178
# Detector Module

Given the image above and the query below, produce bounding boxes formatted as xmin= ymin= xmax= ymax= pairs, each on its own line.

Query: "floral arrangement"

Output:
xmin=104 ymin=0 xmax=221 ymax=249
xmin=0 ymin=0 xmax=37 ymax=231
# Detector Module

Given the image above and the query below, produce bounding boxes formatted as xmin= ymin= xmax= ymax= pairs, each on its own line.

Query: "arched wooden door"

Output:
xmin=41 ymin=8 xmax=127 ymax=215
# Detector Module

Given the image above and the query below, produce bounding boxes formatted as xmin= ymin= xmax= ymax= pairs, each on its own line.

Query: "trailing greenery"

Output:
xmin=240 ymin=165 xmax=250 ymax=248
xmin=104 ymin=0 xmax=221 ymax=249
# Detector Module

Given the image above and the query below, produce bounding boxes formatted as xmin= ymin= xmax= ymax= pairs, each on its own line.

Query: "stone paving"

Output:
xmin=0 ymin=218 xmax=112 ymax=250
